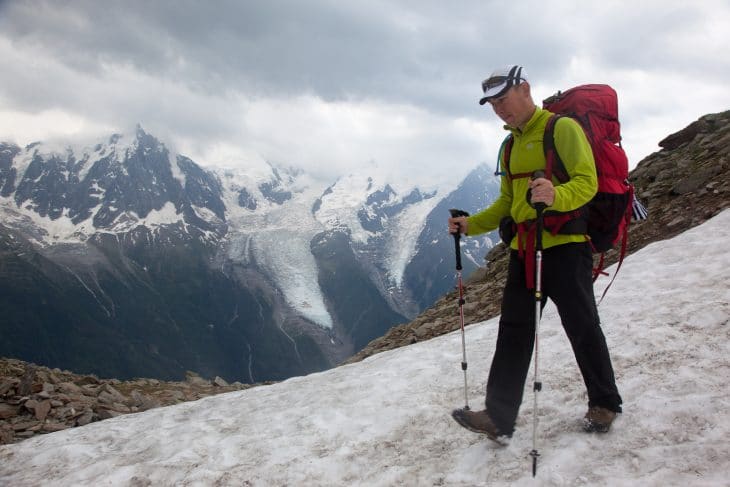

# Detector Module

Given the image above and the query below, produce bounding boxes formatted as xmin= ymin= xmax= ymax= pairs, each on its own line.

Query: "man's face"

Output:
xmin=488 ymin=83 xmax=531 ymax=128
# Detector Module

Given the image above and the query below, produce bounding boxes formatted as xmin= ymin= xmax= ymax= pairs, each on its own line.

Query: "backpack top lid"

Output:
xmin=542 ymin=84 xmax=622 ymax=144
xmin=542 ymin=84 xmax=618 ymax=118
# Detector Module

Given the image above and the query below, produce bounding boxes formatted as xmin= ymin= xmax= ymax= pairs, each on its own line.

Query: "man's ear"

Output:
xmin=520 ymin=81 xmax=531 ymax=97
xmin=518 ymin=82 xmax=535 ymax=105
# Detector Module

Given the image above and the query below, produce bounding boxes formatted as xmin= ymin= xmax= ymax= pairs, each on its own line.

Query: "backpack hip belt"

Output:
xmin=513 ymin=211 xmax=588 ymax=289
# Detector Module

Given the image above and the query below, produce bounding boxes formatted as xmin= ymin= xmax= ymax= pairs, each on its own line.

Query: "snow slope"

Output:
xmin=1 ymin=210 xmax=728 ymax=486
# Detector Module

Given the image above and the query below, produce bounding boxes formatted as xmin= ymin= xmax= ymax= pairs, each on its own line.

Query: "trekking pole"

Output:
xmin=530 ymin=171 xmax=546 ymax=477
xmin=449 ymin=208 xmax=470 ymax=410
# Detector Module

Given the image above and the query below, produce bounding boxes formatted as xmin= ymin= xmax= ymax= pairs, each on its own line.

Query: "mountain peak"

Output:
xmin=135 ymin=123 xmax=148 ymax=138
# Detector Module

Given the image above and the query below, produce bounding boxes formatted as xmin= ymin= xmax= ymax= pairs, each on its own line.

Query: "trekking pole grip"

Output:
xmin=449 ymin=209 xmax=470 ymax=270
xmin=531 ymin=172 xmax=546 ymax=251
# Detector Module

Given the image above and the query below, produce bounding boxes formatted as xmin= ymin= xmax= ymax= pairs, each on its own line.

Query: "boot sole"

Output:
xmin=582 ymin=419 xmax=611 ymax=433
xmin=451 ymin=409 xmax=509 ymax=446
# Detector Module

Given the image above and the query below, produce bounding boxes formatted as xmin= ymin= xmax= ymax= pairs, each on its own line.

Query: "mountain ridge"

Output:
xmin=0 ymin=127 xmax=499 ymax=383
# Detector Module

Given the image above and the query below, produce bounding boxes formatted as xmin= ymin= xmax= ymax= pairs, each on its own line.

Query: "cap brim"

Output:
xmin=479 ymin=80 xmax=517 ymax=105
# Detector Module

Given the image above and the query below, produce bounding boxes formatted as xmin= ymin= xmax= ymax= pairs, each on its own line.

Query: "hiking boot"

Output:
xmin=451 ymin=408 xmax=508 ymax=445
xmin=583 ymin=406 xmax=617 ymax=433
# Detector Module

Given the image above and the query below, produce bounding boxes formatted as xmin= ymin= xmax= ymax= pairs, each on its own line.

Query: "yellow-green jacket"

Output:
xmin=467 ymin=106 xmax=596 ymax=249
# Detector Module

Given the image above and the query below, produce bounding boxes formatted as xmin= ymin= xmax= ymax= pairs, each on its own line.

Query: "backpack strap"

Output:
xmin=515 ymin=220 xmax=538 ymax=289
xmin=542 ymin=114 xmax=569 ymax=183
xmin=500 ymin=134 xmax=533 ymax=180
xmin=595 ymin=184 xmax=635 ymax=304
xmin=504 ymin=114 xmax=569 ymax=182
xmin=494 ymin=135 xmax=513 ymax=176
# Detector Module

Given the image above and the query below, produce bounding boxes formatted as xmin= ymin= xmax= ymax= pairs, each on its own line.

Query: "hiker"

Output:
xmin=448 ymin=65 xmax=623 ymax=442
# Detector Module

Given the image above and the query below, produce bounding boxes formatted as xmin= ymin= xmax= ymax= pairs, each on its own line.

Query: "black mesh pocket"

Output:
xmin=587 ymin=192 xmax=631 ymax=252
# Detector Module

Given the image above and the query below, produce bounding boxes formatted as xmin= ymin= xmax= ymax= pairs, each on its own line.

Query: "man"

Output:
xmin=448 ymin=65 xmax=622 ymax=443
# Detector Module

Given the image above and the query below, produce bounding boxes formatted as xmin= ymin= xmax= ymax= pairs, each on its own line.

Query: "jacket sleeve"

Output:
xmin=549 ymin=117 xmax=597 ymax=212
xmin=466 ymin=149 xmax=513 ymax=236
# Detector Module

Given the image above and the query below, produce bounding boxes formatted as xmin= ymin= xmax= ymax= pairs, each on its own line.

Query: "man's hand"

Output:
xmin=529 ymin=176 xmax=555 ymax=206
xmin=448 ymin=216 xmax=468 ymax=235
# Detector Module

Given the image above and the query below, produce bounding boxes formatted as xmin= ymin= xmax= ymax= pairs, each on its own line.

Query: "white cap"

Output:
xmin=479 ymin=65 xmax=527 ymax=105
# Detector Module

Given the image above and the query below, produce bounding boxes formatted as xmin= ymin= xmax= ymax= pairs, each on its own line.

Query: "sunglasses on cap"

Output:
xmin=481 ymin=75 xmax=525 ymax=93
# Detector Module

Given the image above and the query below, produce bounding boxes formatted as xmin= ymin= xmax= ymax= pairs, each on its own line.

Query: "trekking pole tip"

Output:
xmin=530 ymin=449 xmax=540 ymax=477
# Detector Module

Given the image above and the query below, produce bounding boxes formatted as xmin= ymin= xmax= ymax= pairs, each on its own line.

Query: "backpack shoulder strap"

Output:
xmin=504 ymin=114 xmax=575 ymax=182
xmin=502 ymin=134 xmax=535 ymax=180
xmin=542 ymin=114 xmax=570 ymax=183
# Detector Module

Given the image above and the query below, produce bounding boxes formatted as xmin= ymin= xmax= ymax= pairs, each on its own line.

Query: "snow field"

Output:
xmin=1 ymin=210 xmax=728 ymax=486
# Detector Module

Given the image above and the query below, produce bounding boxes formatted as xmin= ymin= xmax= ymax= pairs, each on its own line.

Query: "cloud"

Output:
xmin=0 ymin=0 xmax=729 ymax=190
xmin=229 ymin=94 xmax=496 ymax=189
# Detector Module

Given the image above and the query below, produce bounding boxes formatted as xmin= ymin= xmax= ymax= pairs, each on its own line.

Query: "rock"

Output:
xmin=659 ymin=118 xmax=710 ymax=150
xmin=671 ymin=166 xmax=723 ymax=195
xmin=34 ymin=400 xmax=52 ymax=422
xmin=81 ymin=384 xmax=100 ymax=396
xmin=97 ymin=391 xmax=114 ymax=404
xmin=130 ymin=390 xmax=160 ymax=411
xmin=102 ymin=384 xmax=128 ymax=404
xmin=12 ymin=421 xmax=38 ymax=431
xmin=76 ymin=375 xmax=100 ymax=386
xmin=413 ymin=323 xmax=434 ymax=338
xmin=0 ymin=403 xmax=17 ymax=420
xmin=212 ymin=376 xmax=229 ymax=387
xmin=18 ymin=366 xmax=37 ymax=396
xmin=42 ymin=423 xmax=68 ymax=433
xmin=0 ymin=424 xmax=13 ymax=443
xmin=47 ymin=371 xmax=61 ymax=385
xmin=58 ymin=382 xmax=84 ymax=395
xmin=24 ymin=399 xmax=39 ymax=412
xmin=164 ymin=390 xmax=186 ymax=402
xmin=76 ymin=409 xmax=95 ymax=427
xmin=185 ymin=371 xmax=209 ymax=387
xmin=0 ymin=379 xmax=18 ymax=396
xmin=96 ymin=407 xmax=123 ymax=420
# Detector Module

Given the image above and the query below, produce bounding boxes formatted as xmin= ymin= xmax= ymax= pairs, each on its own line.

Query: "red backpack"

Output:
xmin=502 ymin=84 xmax=637 ymax=297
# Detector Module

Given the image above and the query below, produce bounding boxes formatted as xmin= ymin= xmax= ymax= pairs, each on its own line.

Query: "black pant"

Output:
xmin=485 ymin=242 xmax=622 ymax=436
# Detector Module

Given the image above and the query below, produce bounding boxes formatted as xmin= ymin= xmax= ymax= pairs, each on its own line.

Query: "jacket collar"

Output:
xmin=504 ymin=106 xmax=545 ymax=136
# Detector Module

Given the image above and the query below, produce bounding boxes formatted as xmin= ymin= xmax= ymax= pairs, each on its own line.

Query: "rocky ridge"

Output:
xmin=0 ymin=357 xmax=263 ymax=445
xmin=346 ymin=110 xmax=730 ymax=363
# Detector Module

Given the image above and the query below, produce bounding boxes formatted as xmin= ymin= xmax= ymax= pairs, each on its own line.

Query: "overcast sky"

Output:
xmin=1 ymin=0 xmax=728 ymax=190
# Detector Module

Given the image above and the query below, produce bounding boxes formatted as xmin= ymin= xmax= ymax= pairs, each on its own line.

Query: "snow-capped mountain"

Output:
xmin=0 ymin=127 xmax=499 ymax=382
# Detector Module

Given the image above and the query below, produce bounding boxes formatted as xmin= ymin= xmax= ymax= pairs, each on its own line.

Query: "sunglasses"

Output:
xmin=481 ymin=75 xmax=525 ymax=93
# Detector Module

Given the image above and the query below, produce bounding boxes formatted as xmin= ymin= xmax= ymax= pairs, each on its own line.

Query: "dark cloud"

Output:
xmin=0 ymin=1 xmax=549 ymax=113
xmin=0 ymin=0 xmax=728 ymax=185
